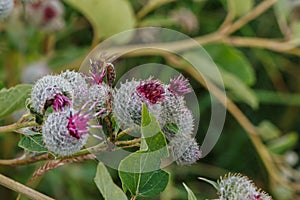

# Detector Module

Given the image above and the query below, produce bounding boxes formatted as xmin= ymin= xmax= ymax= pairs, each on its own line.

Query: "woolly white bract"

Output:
xmin=60 ymin=70 xmax=89 ymax=109
xmin=42 ymin=111 xmax=89 ymax=156
xmin=31 ymin=75 xmax=73 ymax=114
xmin=0 ymin=0 xmax=13 ymax=19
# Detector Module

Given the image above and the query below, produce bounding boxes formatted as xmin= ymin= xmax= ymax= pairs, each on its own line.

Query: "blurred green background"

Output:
xmin=0 ymin=0 xmax=300 ymax=199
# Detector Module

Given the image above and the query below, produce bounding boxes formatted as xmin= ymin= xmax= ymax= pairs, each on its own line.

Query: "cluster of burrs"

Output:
xmin=30 ymin=58 xmax=201 ymax=165
xmin=113 ymin=74 xmax=201 ymax=165
xmin=30 ymin=59 xmax=113 ymax=156
xmin=217 ymin=173 xmax=272 ymax=200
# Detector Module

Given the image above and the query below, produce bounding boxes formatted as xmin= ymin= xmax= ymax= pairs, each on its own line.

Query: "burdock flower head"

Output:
xmin=217 ymin=173 xmax=272 ymax=200
xmin=162 ymin=74 xmax=194 ymax=136
xmin=168 ymin=74 xmax=191 ymax=97
xmin=169 ymin=133 xmax=201 ymax=165
xmin=60 ymin=70 xmax=89 ymax=109
xmin=113 ymin=78 xmax=166 ymax=130
xmin=31 ymin=75 xmax=73 ymax=114
xmin=0 ymin=0 xmax=14 ymax=19
xmin=42 ymin=102 xmax=103 ymax=156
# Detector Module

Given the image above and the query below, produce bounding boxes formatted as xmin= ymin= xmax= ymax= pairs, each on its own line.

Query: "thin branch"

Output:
xmin=0 ymin=137 xmax=142 ymax=166
xmin=0 ymin=121 xmax=38 ymax=134
xmin=223 ymin=36 xmax=298 ymax=51
xmin=116 ymin=127 xmax=135 ymax=140
xmin=0 ymin=153 xmax=51 ymax=166
xmin=0 ymin=173 xmax=54 ymax=200
xmin=115 ymin=138 xmax=141 ymax=146
xmin=220 ymin=0 xmax=277 ymax=35
xmin=30 ymin=154 xmax=96 ymax=181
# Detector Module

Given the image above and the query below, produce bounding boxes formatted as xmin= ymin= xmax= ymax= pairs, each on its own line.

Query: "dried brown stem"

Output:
xmin=0 ymin=153 xmax=52 ymax=166
xmin=0 ymin=173 xmax=54 ymax=200
xmin=0 ymin=121 xmax=38 ymax=134
xmin=115 ymin=138 xmax=142 ymax=146
xmin=30 ymin=154 xmax=96 ymax=181
xmin=219 ymin=0 xmax=277 ymax=35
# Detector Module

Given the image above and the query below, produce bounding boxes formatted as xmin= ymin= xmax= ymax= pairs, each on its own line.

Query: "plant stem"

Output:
xmin=0 ymin=121 xmax=38 ymax=134
xmin=223 ymin=36 xmax=298 ymax=52
xmin=0 ymin=137 xmax=142 ymax=166
xmin=0 ymin=173 xmax=54 ymax=200
xmin=220 ymin=0 xmax=277 ymax=35
xmin=116 ymin=127 xmax=135 ymax=140
xmin=115 ymin=138 xmax=141 ymax=146
xmin=0 ymin=154 xmax=52 ymax=166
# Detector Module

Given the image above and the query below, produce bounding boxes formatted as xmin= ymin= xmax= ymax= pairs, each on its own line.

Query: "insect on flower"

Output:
xmin=87 ymin=58 xmax=115 ymax=86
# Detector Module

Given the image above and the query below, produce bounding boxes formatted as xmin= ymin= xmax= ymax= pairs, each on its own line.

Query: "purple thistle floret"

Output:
xmin=136 ymin=78 xmax=165 ymax=104
xmin=67 ymin=102 xmax=103 ymax=139
xmin=67 ymin=111 xmax=89 ymax=139
xmin=168 ymin=74 xmax=192 ymax=96
xmin=86 ymin=59 xmax=106 ymax=85
xmin=52 ymin=93 xmax=72 ymax=112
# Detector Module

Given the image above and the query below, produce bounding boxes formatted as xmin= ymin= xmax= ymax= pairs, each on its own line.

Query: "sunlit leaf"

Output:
xmin=94 ymin=162 xmax=128 ymax=200
xmin=63 ymin=0 xmax=135 ymax=41
xmin=0 ymin=84 xmax=32 ymax=120
xmin=232 ymin=0 xmax=254 ymax=17
xmin=205 ymin=44 xmax=255 ymax=86
xmin=222 ymin=0 xmax=254 ymax=18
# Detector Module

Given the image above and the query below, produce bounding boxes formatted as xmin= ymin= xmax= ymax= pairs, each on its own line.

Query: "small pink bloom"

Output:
xmin=168 ymin=74 xmax=191 ymax=96
xmin=52 ymin=93 xmax=72 ymax=112
xmin=67 ymin=103 xmax=103 ymax=139
xmin=136 ymin=78 xmax=165 ymax=104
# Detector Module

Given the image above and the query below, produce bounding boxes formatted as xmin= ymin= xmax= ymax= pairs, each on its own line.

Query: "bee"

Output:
xmin=89 ymin=53 xmax=116 ymax=87
xmin=105 ymin=62 xmax=115 ymax=87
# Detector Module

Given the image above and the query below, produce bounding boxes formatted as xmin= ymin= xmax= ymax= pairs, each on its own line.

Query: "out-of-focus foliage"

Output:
xmin=0 ymin=0 xmax=300 ymax=199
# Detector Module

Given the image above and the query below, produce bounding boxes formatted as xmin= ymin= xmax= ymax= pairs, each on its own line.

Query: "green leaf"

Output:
xmin=267 ymin=133 xmax=299 ymax=154
xmin=274 ymin=0 xmax=290 ymax=30
xmin=120 ymin=169 xmax=169 ymax=197
xmin=222 ymin=0 xmax=253 ymax=18
xmin=18 ymin=135 xmax=48 ymax=153
xmin=205 ymin=44 xmax=256 ymax=86
xmin=63 ymin=0 xmax=135 ymax=41
xmin=258 ymin=120 xmax=281 ymax=141
xmin=94 ymin=162 xmax=128 ymax=200
xmin=221 ymin=68 xmax=258 ymax=108
xmin=0 ymin=84 xmax=32 ymax=120
xmin=291 ymin=22 xmax=300 ymax=40
xmin=183 ymin=183 xmax=197 ymax=200
xmin=183 ymin=49 xmax=257 ymax=108
xmin=232 ymin=0 xmax=254 ymax=17
xmin=118 ymin=104 xmax=169 ymax=197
